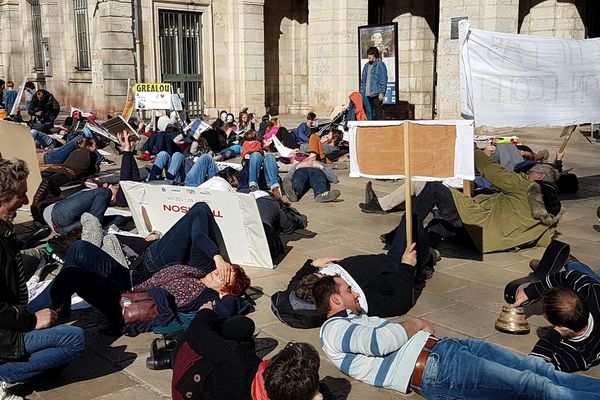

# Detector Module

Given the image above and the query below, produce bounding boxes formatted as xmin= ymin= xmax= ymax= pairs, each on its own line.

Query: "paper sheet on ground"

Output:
xmin=120 ymin=181 xmax=273 ymax=269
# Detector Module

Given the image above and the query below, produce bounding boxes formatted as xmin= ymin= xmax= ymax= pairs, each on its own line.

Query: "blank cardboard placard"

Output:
xmin=355 ymin=123 xmax=456 ymax=177
xmin=0 ymin=120 xmax=42 ymax=208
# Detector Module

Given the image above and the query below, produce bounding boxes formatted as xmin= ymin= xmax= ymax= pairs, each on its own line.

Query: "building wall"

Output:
xmin=0 ymin=0 xmax=593 ymax=120
xmin=385 ymin=0 xmax=437 ymax=119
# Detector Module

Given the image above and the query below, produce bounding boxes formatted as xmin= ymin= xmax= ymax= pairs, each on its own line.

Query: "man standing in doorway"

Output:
xmin=360 ymin=46 xmax=388 ymax=120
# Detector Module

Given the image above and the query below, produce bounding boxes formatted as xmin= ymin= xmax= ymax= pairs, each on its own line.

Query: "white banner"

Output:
xmin=120 ymin=181 xmax=273 ymax=269
xmin=460 ymin=21 xmax=600 ymax=127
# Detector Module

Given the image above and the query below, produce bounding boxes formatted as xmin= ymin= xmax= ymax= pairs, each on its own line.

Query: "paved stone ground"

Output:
xmin=10 ymin=120 xmax=600 ymax=399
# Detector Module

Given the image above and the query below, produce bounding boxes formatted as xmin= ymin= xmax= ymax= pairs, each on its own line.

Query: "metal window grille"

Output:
xmin=73 ymin=0 xmax=91 ymax=70
xmin=158 ymin=11 xmax=203 ymax=116
xmin=30 ymin=0 xmax=43 ymax=71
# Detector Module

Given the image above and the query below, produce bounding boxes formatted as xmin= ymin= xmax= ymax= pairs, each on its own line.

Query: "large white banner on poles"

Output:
xmin=120 ymin=181 xmax=273 ymax=269
xmin=459 ymin=20 xmax=600 ymax=127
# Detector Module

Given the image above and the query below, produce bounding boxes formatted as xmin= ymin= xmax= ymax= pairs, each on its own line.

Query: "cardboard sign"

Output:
xmin=9 ymin=79 xmax=27 ymax=116
xmin=120 ymin=181 xmax=274 ymax=269
xmin=348 ymin=120 xmax=474 ymax=181
xmin=134 ymin=83 xmax=172 ymax=110
xmin=122 ymin=81 xmax=135 ymax=120
xmin=0 ymin=120 xmax=42 ymax=208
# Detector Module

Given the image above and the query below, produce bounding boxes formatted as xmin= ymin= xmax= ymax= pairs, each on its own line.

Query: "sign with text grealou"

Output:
xmin=120 ymin=181 xmax=273 ymax=269
xmin=459 ymin=20 xmax=600 ymax=127
xmin=134 ymin=82 xmax=172 ymax=110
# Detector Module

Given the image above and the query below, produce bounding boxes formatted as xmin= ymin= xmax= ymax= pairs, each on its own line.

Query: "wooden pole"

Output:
xmin=404 ymin=122 xmax=413 ymax=245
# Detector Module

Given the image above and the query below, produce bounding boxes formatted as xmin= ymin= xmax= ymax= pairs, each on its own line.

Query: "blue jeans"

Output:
xmin=31 ymin=129 xmax=53 ymax=148
xmin=144 ymin=202 xmax=219 ymax=273
xmin=43 ymin=140 xmax=78 ymax=164
xmin=219 ymin=145 xmax=242 ymax=160
xmin=291 ymin=167 xmax=329 ymax=199
xmin=566 ymin=262 xmax=600 ymax=282
xmin=149 ymin=151 xmax=190 ymax=182
xmin=249 ymin=152 xmax=279 ymax=189
xmin=184 ymin=154 xmax=218 ymax=187
xmin=421 ymin=338 xmax=600 ymax=399
xmin=0 ymin=325 xmax=85 ymax=383
xmin=51 ymin=188 xmax=112 ymax=235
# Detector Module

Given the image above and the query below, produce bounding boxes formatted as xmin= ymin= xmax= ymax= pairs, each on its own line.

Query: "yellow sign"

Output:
xmin=122 ymin=82 xmax=135 ymax=120
xmin=134 ymin=83 xmax=172 ymax=92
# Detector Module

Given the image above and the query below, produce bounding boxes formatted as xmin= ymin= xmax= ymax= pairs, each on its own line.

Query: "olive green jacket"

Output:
xmin=450 ymin=150 xmax=563 ymax=253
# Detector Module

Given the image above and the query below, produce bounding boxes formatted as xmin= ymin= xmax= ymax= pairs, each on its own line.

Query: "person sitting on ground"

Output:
xmin=312 ymin=274 xmax=600 ymax=399
xmin=514 ymin=259 xmax=600 ymax=372
xmin=281 ymin=155 xmax=341 ymax=203
xmin=28 ymin=89 xmax=60 ymax=131
xmin=380 ymin=148 xmax=564 ymax=254
xmin=0 ymin=159 xmax=85 ymax=399
xmin=172 ymin=306 xmax=322 ymax=400
xmin=142 ymin=116 xmax=181 ymax=157
xmin=272 ymin=239 xmax=425 ymax=329
xmin=237 ymin=110 xmax=254 ymax=135
xmin=293 ymin=112 xmax=317 ymax=145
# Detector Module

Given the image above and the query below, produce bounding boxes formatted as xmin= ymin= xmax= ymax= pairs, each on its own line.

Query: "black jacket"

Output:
xmin=0 ymin=225 xmax=36 ymax=360
xmin=27 ymin=90 xmax=60 ymax=119
xmin=271 ymin=256 xmax=416 ymax=329
xmin=172 ymin=310 xmax=260 ymax=400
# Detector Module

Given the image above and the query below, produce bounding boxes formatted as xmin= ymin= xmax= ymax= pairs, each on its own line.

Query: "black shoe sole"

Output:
xmin=359 ymin=203 xmax=386 ymax=214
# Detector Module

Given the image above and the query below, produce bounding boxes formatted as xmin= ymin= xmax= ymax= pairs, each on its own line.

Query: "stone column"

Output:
xmin=289 ymin=1 xmax=310 ymax=115
xmin=235 ymin=0 xmax=266 ymax=113
xmin=0 ymin=0 xmax=24 ymax=80
xmin=435 ymin=0 xmax=519 ymax=119
xmin=307 ymin=0 xmax=368 ymax=115
xmin=99 ymin=0 xmax=136 ymax=114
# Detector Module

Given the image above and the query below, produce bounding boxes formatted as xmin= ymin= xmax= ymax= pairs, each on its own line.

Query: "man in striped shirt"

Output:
xmin=313 ymin=273 xmax=600 ymax=399
xmin=515 ymin=261 xmax=600 ymax=372
xmin=0 ymin=159 xmax=85 ymax=400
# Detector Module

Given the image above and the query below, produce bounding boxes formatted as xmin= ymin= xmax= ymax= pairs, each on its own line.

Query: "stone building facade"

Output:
xmin=0 ymin=0 xmax=597 ymax=120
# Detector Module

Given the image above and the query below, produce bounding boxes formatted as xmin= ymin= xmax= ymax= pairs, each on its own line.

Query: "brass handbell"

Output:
xmin=495 ymin=304 xmax=530 ymax=335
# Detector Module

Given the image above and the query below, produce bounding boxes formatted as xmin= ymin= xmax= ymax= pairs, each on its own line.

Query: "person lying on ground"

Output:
xmin=172 ymin=309 xmax=322 ymax=400
xmin=300 ymin=129 xmax=348 ymax=163
xmin=312 ymin=274 xmax=600 ymax=400
xmin=34 ymin=261 xmax=250 ymax=335
xmin=380 ymin=148 xmax=564 ymax=254
xmin=281 ymin=155 xmax=340 ymax=203
xmin=30 ymin=138 xmax=99 ymax=223
xmin=271 ymin=214 xmax=435 ymax=329
xmin=0 ymin=159 xmax=85 ymax=399
xmin=28 ymin=201 xmax=238 ymax=316
xmin=514 ymin=259 xmax=600 ymax=373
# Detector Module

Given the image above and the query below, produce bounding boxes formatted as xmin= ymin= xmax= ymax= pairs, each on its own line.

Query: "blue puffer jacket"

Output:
xmin=360 ymin=58 xmax=388 ymax=97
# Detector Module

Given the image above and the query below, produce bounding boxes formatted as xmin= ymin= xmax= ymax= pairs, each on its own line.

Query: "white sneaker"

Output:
xmin=0 ymin=381 xmax=24 ymax=400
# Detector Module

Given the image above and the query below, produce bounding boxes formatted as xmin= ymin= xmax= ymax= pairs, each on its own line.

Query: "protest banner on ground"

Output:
xmin=0 ymin=120 xmax=42 ymax=207
xmin=120 ymin=181 xmax=274 ymax=269
xmin=347 ymin=120 xmax=475 ymax=181
xmin=134 ymin=83 xmax=172 ymax=110
xmin=459 ymin=20 xmax=600 ymax=127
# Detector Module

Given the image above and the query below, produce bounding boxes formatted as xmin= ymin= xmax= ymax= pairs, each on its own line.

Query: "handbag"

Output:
xmin=120 ymin=290 xmax=160 ymax=325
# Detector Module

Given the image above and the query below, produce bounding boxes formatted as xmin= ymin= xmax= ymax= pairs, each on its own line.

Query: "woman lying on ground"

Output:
xmin=36 ymin=261 xmax=250 ymax=335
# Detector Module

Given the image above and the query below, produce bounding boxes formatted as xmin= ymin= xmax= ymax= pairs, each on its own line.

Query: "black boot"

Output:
xmin=30 ymin=180 xmax=51 ymax=223
xmin=146 ymin=338 xmax=173 ymax=370
xmin=359 ymin=197 xmax=386 ymax=214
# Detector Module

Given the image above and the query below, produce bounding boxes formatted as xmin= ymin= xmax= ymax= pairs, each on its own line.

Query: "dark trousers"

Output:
xmin=50 ymin=267 xmax=124 ymax=324
xmin=144 ymin=202 xmax=220 ymax=273
xmin=115 ymin=151 xmax=141 ymax=207
xmin=291 ymin=168 xmax=329 ymax=199
xmin=145 ymin=132 xmax=179 ymax=155
xmin=387 ymin=213 xmax=434 ymax=271
xmin=413 ymin=182 xmax=467 ymax=247
xmin=368 ymin=96 xmax=384 ymax=120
